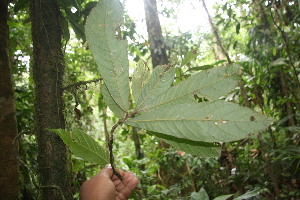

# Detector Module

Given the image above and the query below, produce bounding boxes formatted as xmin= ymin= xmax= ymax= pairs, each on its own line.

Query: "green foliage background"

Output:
xmin=9 ymin=0 xmax=300 ymax=199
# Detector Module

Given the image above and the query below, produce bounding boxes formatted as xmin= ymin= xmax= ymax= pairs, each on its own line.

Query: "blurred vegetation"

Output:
xmin=8 ymin=0 xmax=300 ymax=199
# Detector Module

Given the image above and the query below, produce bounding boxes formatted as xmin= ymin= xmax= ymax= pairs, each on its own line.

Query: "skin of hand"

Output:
xmin=80 ymin=164 xmax=138 ymax=200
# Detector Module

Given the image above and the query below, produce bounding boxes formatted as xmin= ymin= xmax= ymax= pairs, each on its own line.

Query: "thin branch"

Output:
xmin=62 ymin=78 xmax=102 ymax=91
xmin=108 ymin=110 xmax=138 ymax=180
xmin=228 ymin=138 xmax=249 ymax=153
xmin=200 ymin=0 xmax=252 ymax=108
xmin=269 ymin=6 xmax=300 ymax=88
xmin=200 ymin=0 xmax=254 ymax=160
xmin=12 ymin=131 xmax=40 ymax=190
xmin=200 ymin=0 xmax=232 ymax=64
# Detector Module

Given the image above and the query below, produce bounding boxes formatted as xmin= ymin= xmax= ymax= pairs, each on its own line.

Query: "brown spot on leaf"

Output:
xmin=250 ymin=116 xmax=255 ymax=121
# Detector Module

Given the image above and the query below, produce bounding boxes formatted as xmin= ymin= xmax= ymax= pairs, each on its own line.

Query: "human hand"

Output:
xmin=80 ymin=164 xmax=138 ymax=200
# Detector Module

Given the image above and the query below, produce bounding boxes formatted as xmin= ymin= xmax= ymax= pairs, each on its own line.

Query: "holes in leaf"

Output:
xmin=114 ymin=24 xmax=126 ymax=40
xmin=194 ymin=94 xmax=209 ymax=103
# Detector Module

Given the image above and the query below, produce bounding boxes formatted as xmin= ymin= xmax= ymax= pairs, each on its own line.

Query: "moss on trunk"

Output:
xmin=30 ymin=0 xmax=73 ymax=199
xmin=0 ymin=0 xmax=20 ymax=199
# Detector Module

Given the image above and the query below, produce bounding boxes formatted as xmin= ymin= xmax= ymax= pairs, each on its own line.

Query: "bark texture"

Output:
xmin=0 ymin=1 xmax=20 ymax=199
xmin=143 ymin=0 xmax=168 ymax=68
xmin=30 ymin=0 xmax=72 ymax=199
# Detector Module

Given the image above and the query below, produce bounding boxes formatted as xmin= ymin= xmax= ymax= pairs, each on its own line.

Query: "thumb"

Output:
xmin=98 ymin=164 xmax=113 ymax=179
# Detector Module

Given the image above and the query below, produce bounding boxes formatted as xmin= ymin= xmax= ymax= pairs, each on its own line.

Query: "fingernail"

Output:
xmin=106 ymin=164 xmax=112 ymax=168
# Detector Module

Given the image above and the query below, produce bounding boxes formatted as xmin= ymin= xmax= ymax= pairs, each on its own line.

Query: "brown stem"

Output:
xmin=201 ymin=0 xmax=252 ymax=141
xmin=280 ymin=69 xmax=296 ymax=127
xmin=269 ymin=6 xmax=300 ymax=88
xmin=228 ymin=138 xmax=249 ymax=154
xmin=12 ymin=131 xmax=39 ymax=190
xmin=200 ymin=0 xmax=232 ymax=64
xmin=62 ymin=78 xmax=102 ymax=91
xmin=108 ymin=111 xmax=138 ymax=180
xmin=238 ymin=81 xmax=251 ymax=108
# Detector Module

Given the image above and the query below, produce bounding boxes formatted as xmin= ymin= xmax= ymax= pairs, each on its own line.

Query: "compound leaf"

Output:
xmin=149 ymin=131 xmax=220 ymax=157
xmin=213 ymin=194 xmax=234 ymax=200
xmin=234 ymin=189 xmax=261 ymax=200
xmin=50 ymin=129 xmax=109 ymax=166
xmin=85 ymin=0 xmax=130 ymax=113
xmin=132 ymin=60 xmax=151 ymax=103
xmin=136 ymin=65 xmax=175 ymax=110
xmin=101 ymin=83 xmax=125 ymax=118
xmin=191 ymin=188 xmax=209 ymax=200
xmin=181 ymin=49 xmax=199 ymax=67
xmin=140 ymin=65 xmax=241 ymax=112
xmin=127 ymin=101 xmax=273 ymax=143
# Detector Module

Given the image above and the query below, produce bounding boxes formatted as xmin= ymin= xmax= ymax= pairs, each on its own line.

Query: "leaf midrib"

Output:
xmin=72 ymin=137 xmax=109 ymax=163
xmin=104 ymin=1 xmax=127 ymax=111
xmin=128 ymin=118 xmax=270 ymax=123
xmin=137 ymin=68 xmax=170 ymax=110
xmin=140 ymin=72 xmax=238 ymax=112
xmin=89 ymin=0 xmax=127 ymax=112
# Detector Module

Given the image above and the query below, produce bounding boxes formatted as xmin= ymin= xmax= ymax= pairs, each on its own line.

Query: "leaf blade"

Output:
xmin=191 ymin=188 xmax=210 ymax=200
xmin=132 ymin=60 xmax=151 ymax=103
xmin=136 ymin=65 xmax=175 ymax=110
xmin=127 ymin=101 xmax=274 ymax=143
xmin=149 ymin=131 xmax=221 ymax=157
xmin=50 ymin=129 xmax=109 ymax=166
xmin=141 ymin=64 xmax=241 ymax=112
xmin=181 ymin=49 xmax=199 ymax=67
xmin=101 ymin=83 xmax=126 ymax=118
xmin=85 ymin=0 xmax=130 ymax=112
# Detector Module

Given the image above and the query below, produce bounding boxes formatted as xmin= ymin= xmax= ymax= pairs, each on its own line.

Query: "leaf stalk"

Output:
xmin=108 ymin=110 xmax=138 ymax=180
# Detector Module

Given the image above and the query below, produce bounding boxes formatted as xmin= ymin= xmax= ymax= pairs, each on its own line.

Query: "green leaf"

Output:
xmin=233 ymin=41 xmax=238 ymax=49
xmin=132 ymin=60 xmax=151 ymax=102
xmin=187 ymin=60 xmax=226 ymax=72
xmin=270 ymin=58 xmax=287 ymax=67
xmin=188 ymin=65 xmax=214 ymax=71
xmin=213 ymin=194 xmax=234 ymax=200
xmin=129 ymin=190 xmax=141 ymax=200
xmin=140 ymin=65 xmax=241 ymax=112
xmin=136 ymin=65 xmax=175 ymax=110
xmin=234 ymin=189 xmax=261 ymax=200
xmin=126 ymin=101 xmax=273 ymax=143
xmin=66 ymin=11 xmax=86 ymax=41
xmin=71 ymin=0 xmax=81 ymax=10
xmin=14 ymin=0 xmax=30 ymax=12
xmin=236 ymin=23 xmax=240 ymax=34
xmin=149 ymin=131 xmax=221 ymax=157
xmin=216 ymin=18 xmax=225 ymax=26
xmin=61 ymin=14 xmax=70 ymax=42
xmin=82 ymin=1 xmax=98 ymax=20
xmin=85 ymin=0 xmax=130 ymax=113
xmin=101 ymin=83 xmax=125 ymax=118
xmin=147 ymin=185 xmax=156 ymax=194
xmin=50 ymin=129 xmax=109 ymax=166
xmin=181 ymin=49 xmax=199 ymax=67
xmin=191 ymin=188 xmax=209 ymax=200
xmin=227 ymin=7 xmax=232 ymax=17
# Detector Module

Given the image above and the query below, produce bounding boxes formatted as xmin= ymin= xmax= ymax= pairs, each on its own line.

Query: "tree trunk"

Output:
xmin=143 ymin=0 xmax=168 ymax=68
xmin=30 ymin=0 xmax=73 ymax=199
xmin=280 ymin=69 xmax=296 ymax=127
xmin=143 ymin=0 xmax=170 ymax=149
xmin=0 ymin=1 xmax=20 ymax=199
xmin=132 ymin=127 xmax=144 ymax=160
